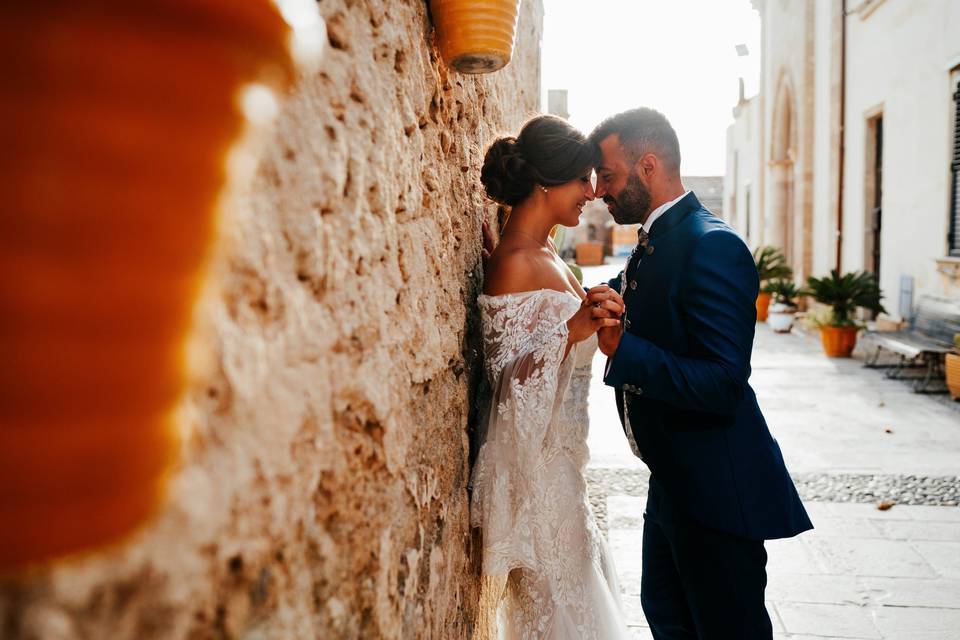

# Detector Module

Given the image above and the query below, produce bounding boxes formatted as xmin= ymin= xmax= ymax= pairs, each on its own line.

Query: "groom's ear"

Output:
xmin=634 ymin=153 xmax=658 ymax=180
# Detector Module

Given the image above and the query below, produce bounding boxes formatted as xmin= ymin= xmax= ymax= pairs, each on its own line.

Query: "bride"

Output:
xmin=471 ymin=115 xmax=631 ymax=639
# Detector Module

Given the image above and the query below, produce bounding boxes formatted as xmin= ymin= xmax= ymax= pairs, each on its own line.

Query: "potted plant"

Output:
xmin=764 ymin=278 xmax=805 ymax=333
xmin=805 ymin=270 xmax=885 ymax=357
xmin=946 ymin=334 xmax=960 ymax=401
xmin=753 ymin=246 xmax=792 ymax=322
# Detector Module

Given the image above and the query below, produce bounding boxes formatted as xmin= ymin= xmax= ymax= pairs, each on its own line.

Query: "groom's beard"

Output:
xmin=603 ymin=173 xmax=651 ymax=225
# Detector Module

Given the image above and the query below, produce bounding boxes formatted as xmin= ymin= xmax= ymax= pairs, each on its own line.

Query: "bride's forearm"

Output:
xmin=563 ymin=321 xmax=578 ymax=360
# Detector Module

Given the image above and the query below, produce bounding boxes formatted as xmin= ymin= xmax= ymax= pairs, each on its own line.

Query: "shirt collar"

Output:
xmin=642 ymin=190 xmax=691 ymax=234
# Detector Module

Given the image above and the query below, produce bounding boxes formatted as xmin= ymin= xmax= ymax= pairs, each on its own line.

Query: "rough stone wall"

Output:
xmin=0 ymin=1 xmax=542 ymax=638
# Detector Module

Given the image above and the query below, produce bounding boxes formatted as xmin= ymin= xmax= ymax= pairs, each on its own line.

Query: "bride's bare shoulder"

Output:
xmin=483 ymin=246 xmax=544 ymax=297
xmin=483 ymin=247 xmax=539 ymax=296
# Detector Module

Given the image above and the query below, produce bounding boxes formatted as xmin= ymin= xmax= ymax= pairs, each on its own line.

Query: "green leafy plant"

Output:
xmin=800 ymin=306 xmax=833 ymax=331
xmin=762 ymin=278 xmax=806 ymax=307
xmin=805 ymin=269 xmax=885 ymax=327
xmin=753 ymin=246 xmax=793 ymax=283
xmin=953 ymin=333 xmax=960 ymax=351
xmin=566 ymin=262 xmax=583 ymax=285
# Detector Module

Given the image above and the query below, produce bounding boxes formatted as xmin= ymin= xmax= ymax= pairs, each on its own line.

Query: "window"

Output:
xmin=865 ymin=113 xmax=883 ymax=275
xmin=950 ymin=71 xmax=960 ymax=257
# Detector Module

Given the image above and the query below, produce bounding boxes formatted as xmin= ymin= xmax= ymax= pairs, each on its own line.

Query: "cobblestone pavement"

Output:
xmin=586 ymin=468 xmax=960 ymax=535
xmin=579 ymin=262 xmax=960 ymax=640
xmin=609 ymin=498 xmax=960 ymax=640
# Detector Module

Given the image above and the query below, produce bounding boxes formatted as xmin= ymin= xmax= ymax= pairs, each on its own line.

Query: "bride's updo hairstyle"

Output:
xmin=480 ymin=114 xmax=600 ymax=207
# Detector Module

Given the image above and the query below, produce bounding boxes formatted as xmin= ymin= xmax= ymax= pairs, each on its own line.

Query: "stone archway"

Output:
xmin=767 ymin=74 xmax=797 ymax=266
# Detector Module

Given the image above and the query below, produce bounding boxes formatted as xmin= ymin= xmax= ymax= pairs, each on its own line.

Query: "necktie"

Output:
xmin=618 ymin=226 xmax=649 ymax=304
xmin=617 ymin=226 xmax=647 ymax=458
xmin=637 ymin=227 xmax=650 ymax=251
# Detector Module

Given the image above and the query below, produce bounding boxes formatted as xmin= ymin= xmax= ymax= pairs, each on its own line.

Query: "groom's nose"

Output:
xmin=594 ymin=179 xmax=607 ymax=199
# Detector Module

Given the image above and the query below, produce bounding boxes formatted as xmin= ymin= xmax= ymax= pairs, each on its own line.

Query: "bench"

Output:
xmin=862 ymin=295 xmax=960 ymax=393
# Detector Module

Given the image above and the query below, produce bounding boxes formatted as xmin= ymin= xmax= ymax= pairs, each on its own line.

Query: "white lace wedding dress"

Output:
xmin=471 ymin=289 xmax=631 ymax=639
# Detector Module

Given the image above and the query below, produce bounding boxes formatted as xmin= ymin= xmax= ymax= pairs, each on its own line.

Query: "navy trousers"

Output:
xmin=641 ymin=478 xmax=773 ymax=640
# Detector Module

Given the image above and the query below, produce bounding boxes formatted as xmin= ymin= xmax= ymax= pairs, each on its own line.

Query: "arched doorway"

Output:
xmin=767 ymin=75 xmax=796 ymax=269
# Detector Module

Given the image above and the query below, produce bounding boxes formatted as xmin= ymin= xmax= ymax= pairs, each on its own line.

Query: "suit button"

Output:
xmin=629 ymin=280 xmax=637 ymax=290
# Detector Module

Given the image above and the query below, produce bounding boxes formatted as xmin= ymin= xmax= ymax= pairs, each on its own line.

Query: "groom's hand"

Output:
xmin=585 ymin=286 xmax=624 ymax=318
xmin=598 ymin=326 xmax=621 ymax=356
xmin=586 ymin=286 xmax=624 ymax=356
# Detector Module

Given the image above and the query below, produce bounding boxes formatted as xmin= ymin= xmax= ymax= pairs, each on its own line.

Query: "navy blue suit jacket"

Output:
xmin=605 ymin=192 xmax=812 ymax=540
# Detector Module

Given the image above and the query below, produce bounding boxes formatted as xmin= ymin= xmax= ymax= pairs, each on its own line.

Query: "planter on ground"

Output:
xmin=819 ymin=325 xmax=860 ymax=357
xmin=943 ymin=333 xmax=960 ymax=400
xmin=768 ymin=303 xmax=797 ymax=333
xmin=753 ymin=246 xmax=792 ymax=323
xmin=806 ymin=269 xmax=885 ymax=358
xmin=761 ymin=277 xmax=803 ymax=329
xmin=947 ymin=351 xmax=960 ymax=401
xmin=575 ymin=241 xmax=604 ymax=266
xmin=756 ymin=292 xmax=772 ymax=322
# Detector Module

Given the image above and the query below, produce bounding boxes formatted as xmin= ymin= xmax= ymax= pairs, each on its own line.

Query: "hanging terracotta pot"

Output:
xmin=819 ymin=326 xmax=860 ymax=357
xmin=0 ymin=1 xmax=321 ymax=571
xmin=756 ymin=292 xmax=772 ymax=322
xmin=430 ymin=0 xmax=522 ymax=74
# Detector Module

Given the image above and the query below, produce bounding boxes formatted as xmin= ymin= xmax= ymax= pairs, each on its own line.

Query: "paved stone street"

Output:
xmin=580 ymin=262 xmax=960 ymax=640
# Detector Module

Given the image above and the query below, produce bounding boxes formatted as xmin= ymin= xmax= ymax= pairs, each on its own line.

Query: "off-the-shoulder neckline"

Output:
xmin=477 ymin=288 xmax=582 ymax=303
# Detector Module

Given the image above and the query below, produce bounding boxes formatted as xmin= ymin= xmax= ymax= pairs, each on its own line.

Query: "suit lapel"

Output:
xmin=649 ymin=191 xmax=700 ymax=239
xmin=623 ymin=193 xmax=697 ymax=280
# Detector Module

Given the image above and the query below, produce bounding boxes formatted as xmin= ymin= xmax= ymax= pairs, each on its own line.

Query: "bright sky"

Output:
xmin=541 ymin=0 xmax=760 ymax=176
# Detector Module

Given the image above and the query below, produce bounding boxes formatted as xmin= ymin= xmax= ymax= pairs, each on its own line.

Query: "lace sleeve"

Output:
xmin=470 ymin=289 xmax=582 ymax=576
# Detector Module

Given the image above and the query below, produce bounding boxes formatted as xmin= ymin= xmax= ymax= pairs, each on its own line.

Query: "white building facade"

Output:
xmin=724 ymin=82 xmax=762 ymax=248
xmin=728 ymin=0 xmax=960 ymax=318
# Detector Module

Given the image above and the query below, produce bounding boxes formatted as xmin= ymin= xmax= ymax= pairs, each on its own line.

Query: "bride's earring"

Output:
xmin=539 ymin=185 xmax=549 ymax=194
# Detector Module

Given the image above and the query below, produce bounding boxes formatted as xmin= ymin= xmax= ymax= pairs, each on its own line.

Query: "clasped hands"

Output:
xmin=569 ymin=285 xmax=625 ymax=357
xmin=481 ymin=220 xmax=624 ymax=357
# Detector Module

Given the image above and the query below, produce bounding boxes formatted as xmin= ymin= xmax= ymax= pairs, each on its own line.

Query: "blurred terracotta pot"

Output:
xmin=946 ymin=353 xmax=960 ymax=401
xmin=0 ymin=2 xmax=306 ymax=571
xmin=755 ymin=292 xmax=772 ymax=322
xmin=430 ymin=0 xmax=521 ymax=73
xmin=575 ymin=242 xmax=604 ymax=267
xmin=819 ymin=326 xmax=859 ymax=358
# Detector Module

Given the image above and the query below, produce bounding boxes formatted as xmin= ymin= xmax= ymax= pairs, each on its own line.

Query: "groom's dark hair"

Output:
xmin=589 ymin=107 xmax=681 ymax=173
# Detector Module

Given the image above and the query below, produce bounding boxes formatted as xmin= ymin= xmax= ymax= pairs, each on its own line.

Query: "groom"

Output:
xmin=588 ymin=108 xmax=812 ymax=639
